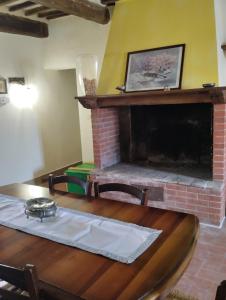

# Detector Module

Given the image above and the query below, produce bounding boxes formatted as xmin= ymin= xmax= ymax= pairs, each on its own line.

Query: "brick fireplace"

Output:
xmin=78 ymin=87 xmax=226 ymax=226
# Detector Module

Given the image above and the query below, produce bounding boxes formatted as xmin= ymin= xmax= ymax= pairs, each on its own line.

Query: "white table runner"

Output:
xmin=0 ymin=194 xmax=162 ymax=264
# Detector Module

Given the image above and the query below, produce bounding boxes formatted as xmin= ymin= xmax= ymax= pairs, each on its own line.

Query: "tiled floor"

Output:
xmin=175 ymin=220 xmax=226 ymax=300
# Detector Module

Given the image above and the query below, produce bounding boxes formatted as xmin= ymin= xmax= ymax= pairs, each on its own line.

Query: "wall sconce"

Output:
xmin=8 ymin=77 xmax=38 ymax=109
xmin=0 ymin=75 xmax=9 ymax=107
xmin=0 ymin=76 xmax=8 ymax=94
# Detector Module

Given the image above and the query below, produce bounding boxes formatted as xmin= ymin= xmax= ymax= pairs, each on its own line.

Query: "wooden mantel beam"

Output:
xmin=77 ymin=87 xmax=226 ymax=109
xmin=31 ymin=0 xmax=110 ymax=24
xmin=0 ymin=12 xmax=48 ymax=38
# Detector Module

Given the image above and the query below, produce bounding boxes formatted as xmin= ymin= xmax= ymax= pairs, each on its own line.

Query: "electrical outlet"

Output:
xmin=0 ymin=95 xmax=9 ymax=107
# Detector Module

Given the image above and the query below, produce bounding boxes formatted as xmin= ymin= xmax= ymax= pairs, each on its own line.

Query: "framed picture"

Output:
xmin=0 ymin=77 xmax=7 ymax=94
xmin=124 ymin=44 xmax=185 ymax=92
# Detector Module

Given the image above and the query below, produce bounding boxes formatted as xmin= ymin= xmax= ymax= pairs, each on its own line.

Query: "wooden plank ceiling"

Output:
xmin=0 ymin=0 xmax=111 ymax=38
xmin=0 ymin=0 xmax=110 ymax=21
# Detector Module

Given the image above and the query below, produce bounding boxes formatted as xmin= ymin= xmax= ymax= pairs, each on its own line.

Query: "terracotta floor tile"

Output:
xmin=196 ymin=267 xmax=226 ymax=284
xmin=185 ymin=257 xmax=204 ymax=275
xmin=175 ymin=220 xmax=226 ymax=299
xmin=203 ymin=253 xmax=226 ymax=272
xmin=189 ymin=287 xmax=215 ymax=300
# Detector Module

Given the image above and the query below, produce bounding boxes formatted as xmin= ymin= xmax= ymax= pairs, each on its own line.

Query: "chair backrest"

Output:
xmin=48 ymin=174 xmax=91 ymax=196
xmin=94 ymin=182 xmax=148 ymax=205
xmin=0 ymin=263 xmax=39 ymax=300
xmin=215 ymin=280 xmax=226 ymax=300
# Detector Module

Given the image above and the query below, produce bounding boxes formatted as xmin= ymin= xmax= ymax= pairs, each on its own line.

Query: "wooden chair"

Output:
xmin=48 ymin=174 xmax=91 ymax=197
xmin=0 ymin=263 xmax=40 ymax=300
xmin=94 ymin=182 xmax=148 ymax=205
xmin=215 ymin=280 xmax=226 ymax=300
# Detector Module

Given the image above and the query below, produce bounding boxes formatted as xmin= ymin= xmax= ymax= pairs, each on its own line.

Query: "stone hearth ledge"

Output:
xmin=91 ymin=163 xmax=223 ymax=192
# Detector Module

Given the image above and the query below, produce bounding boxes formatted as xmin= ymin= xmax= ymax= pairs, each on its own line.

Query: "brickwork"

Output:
xmin=91 ymin=108 xmax=120 ymax=169
xmin=213 ymin=104 xmax=226 ymax=182
xmin=91 ymin=104 xmax=226 ymax=226
xmin=91 ymin=173 xmax=224 ymax=226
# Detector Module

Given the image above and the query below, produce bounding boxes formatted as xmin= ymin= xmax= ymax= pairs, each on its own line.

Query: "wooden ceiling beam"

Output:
xmin=25 ymin=5 xmax=48 ymax=16
xmin=37 ymin=9 xmax=69 ymax=20
xmin=0 ymin=0 xmax=17 ymax=6
xmin=31 ymin=0 xmax=110 ymax=24
xmin=0 ymin=12 xmax=48 ymax=38
xmin=38 ymin=9 xmax=62 ymax=18
xmin=9 ymin=1 xmax=35 ymax=11
xmin=101 ymin=0 xmax=117 ymax=6
xmin=47 ymin=12 xmax=68 ymax=20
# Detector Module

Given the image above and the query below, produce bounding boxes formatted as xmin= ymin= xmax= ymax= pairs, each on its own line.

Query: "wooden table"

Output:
xmin=0 ymin=183 xmax=199 ymax=300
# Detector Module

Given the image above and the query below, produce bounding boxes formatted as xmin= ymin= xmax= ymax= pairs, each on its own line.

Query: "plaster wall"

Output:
xmin=44 ymin=16 xmax=110 ymax=163
xmin=0 ymin=33 xmax=81 ymax=186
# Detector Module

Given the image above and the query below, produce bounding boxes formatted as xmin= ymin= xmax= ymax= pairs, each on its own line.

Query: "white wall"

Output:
xmin=44 ymin=16 xmax=110 ymax=163
xmin=214 ymin=0 xmax=226 ymax=85
xmin=0 ymin=33 xmax=82 ymax=186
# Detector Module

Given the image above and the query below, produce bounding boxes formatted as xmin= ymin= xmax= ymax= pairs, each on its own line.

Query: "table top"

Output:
xmin=0 ymin=183 xmax=199 ymax=300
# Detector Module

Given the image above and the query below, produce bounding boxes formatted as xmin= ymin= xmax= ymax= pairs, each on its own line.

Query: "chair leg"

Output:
xmin=215 ymin=280 xmax=226 ymax=300
xmin=142 ymin=189 xmax=149 ymax=206
xmin=48 ymin=174 xmax=54 ymax=193
xmin=94 ymin=182 xmax=99 ymax=199
xmin=87 ymin=180 xmax=93 ymax=198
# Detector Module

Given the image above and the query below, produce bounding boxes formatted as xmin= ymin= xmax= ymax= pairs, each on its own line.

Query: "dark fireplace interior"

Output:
xmin=119 ymin=103 xmax=213 ymax=179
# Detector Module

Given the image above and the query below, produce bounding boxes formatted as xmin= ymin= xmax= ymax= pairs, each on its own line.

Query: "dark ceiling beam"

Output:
xmin=47 ymin=12 xmax=68 ymax=20
xmin=0 ymin=0 xmax=16 ymax=6
xmin=31 ymin=0 xmax=110 ymax=24
xmin=101 ymin=0 xmax=117 ymax=6
xmin=25 ymin=5 xmax=48 ymax=16
xmin=0 ymin=12 xmax=48 ymax=38
xmin=9 ymin=1 xmax=35 ymax=11
xmin=38 ymin=9 xmax=62 ymax=18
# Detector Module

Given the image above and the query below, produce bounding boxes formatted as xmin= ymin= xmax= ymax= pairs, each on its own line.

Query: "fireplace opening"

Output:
xmin=120 ymin=103 xmax=213 ymax=179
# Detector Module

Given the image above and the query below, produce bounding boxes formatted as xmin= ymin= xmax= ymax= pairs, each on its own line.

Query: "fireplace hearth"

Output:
xmin=78 ymin=87 xmax=226 ymax=226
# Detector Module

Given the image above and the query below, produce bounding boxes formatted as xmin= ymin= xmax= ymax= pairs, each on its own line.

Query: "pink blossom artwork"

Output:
xmin=125 ymin=44 xmax=185 ymax=92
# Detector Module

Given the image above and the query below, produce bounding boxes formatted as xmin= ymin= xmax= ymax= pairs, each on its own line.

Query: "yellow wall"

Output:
xmin=98 ymin=0 xmax=218 ymax=94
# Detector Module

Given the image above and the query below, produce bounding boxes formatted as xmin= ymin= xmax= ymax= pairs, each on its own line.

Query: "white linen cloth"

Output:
xmin=0 ymin=194 xmax=162 ymax=264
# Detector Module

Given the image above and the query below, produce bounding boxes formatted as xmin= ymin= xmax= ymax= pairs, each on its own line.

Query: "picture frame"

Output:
xmin=0 ymin=77 xmax=7 ymax=94
xmin=124 ymin=44 xmax=185 ymax=93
